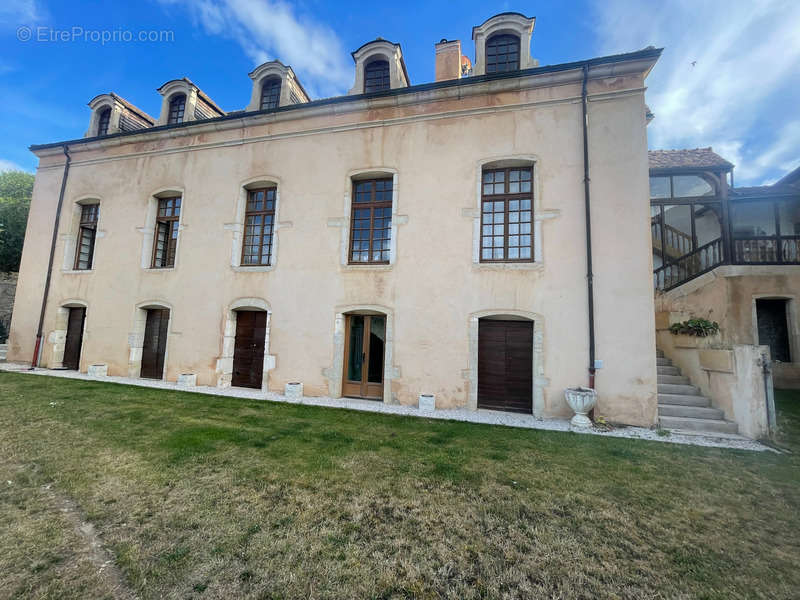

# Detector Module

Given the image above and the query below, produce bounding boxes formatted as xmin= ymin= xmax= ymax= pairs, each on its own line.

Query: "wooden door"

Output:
xmin=342 ymin=314 xmax=385 ymax=400
xmin=140 ymin=309 xmax=169 ymax=379
xmin=478 ymin=319 xmax=533 ymax=413
xmin=232 ymin=311 xmax=267 ymax=389
xmin=62 ymin=307 xmax=85 ymax=370
xmin=756 ymin=299 xmax=791 ymax=362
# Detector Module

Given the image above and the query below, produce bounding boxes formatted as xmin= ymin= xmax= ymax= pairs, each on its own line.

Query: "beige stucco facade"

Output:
xmin=9 ymin=52 xmax=659 ymax=426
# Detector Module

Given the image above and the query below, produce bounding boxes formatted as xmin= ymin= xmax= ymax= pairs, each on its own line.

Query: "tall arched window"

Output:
xmin=260 ymin=77 xmax=282 ymax=110
xmin=486 ymin=34 xmax=520 ymax=73
xmin=364 ymin=59 xmax=390 ymax=93
xmin=167 ymin=94 xmax=186 ymax=124
xmin=96 ymin=107 xmax=111 ymax=136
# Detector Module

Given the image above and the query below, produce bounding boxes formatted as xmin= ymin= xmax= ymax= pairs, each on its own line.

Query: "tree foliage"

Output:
xmin=0 ymin=170 xmax=34 ymax=272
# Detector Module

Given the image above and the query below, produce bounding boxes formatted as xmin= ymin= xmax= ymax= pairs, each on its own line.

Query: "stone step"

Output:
xmin=658 ymin=404 xmax=725 ymax=420
xmin=657 ymin=365 xmax=680 ymax=375
xmin=658 ymin=383 xmax=701 ymax=395
xmin=658 ymin=393 xmax=711 ymax=407
xmin=659 ymin=415 xmax=739 ymax=435
xmin=656 ymin=357 xmax=672 ymax=366
xmin=0 ymin=344 xmax=6 ymax=362
xmin=657 ymin=374 xmax=690 ymax=385
xmin=656 ymin=349 xmax=664 ymax=358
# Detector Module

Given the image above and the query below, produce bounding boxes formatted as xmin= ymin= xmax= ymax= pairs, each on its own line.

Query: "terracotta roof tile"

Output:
xmin=730 ymin=184 xmax=800 ymax=198
xmin=649 ymin=148 xmax=733 ymax=171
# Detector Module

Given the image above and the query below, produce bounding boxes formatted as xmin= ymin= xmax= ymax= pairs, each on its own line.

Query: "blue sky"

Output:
xmin=0 ymin=0 xmax=798 ymax=184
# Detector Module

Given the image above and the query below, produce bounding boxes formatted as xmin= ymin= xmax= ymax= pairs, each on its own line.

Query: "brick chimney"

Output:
xmin=435 ymin=39 xmax=462 ymax=82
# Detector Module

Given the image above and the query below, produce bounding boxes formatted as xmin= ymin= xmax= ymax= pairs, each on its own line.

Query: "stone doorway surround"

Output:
xmin=127 ymin=300 xmax=172 ymax=379
xmin=324 ymin=303 xmax=400 ymax=404
xmin=467 ymin=309 xmax=547 ymax=417
xmin=216 ymin=297 xmax=274 ymax=390
xmin=47 ymin=299 xmax=88 ymax=369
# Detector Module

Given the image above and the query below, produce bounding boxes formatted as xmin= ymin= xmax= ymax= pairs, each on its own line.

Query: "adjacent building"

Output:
xmin=650 ymin=148 xmax=800 ymax=390
xmin=9 ymin=13 xmax=662 ymax=425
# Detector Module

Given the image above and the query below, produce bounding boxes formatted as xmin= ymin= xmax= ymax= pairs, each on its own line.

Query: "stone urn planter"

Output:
xmin=87 ymin=363 xmax=108 ymax=377
xmin=564 ymin=387 xmax=597 ymax=428
xmin=177 ymin=373 xmax=197 ymax=388
xmin=285 ymin=382 xmax=303 ymax=400
xmin=418 ymin=394 xmax=435 ymax=412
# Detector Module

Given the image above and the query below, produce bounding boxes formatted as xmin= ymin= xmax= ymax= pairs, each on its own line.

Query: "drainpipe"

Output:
xmin=582 ymin=64 xmax=597 ymax=388
xmin=31 ymin=144 xmax=71 ymax=368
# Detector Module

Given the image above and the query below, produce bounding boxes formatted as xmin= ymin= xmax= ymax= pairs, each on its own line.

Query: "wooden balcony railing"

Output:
xmin=733 ymin=236 xmax=800 ymax=264
xmin=654 ymin=237 xmax=724 ymax=291
xmin=651 ymin=220 xmax=692 ymax=259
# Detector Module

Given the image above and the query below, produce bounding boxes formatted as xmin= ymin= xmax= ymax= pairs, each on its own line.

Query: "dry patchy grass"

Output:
xmin=0 ymin=371 xmax=799 ymax=599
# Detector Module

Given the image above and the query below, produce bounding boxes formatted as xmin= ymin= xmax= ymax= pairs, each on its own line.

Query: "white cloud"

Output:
xmin=0 ymin=0 xmax=44 ymax=27
xmin=0 ymin=159 xmax=30 ymax=173
xmin=591 ymin=0 xmax=800 ymax=184
xmin=158 ymin=0 xmax=352 ymax=99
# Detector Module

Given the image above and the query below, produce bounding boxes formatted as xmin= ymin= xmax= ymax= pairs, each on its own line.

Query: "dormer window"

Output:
xmin=471 ymin=13 xmax=536 ymax=76
xmin=260 ymin=77 xmax=282 ymax=110
xmin=168 ymin=94 xmax=186 ymax=124
xmin=348 ymin=39 xmax=409 ymax=96
xmin=246 ymin=61 xmax=310 ymax=112
xmin=96 ymin=107 xmax=111 ymax=136
xmin=486 ymin=34 xmax=520 ymax=73
xmin=364 ymin=59 xmax=390 ymax=93
xmin=86 ymin=93 xmax=154 ymax=139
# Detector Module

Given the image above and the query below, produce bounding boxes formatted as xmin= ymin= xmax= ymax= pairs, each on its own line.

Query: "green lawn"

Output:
xmin=0 ymin=372 xmax=798 ymax=599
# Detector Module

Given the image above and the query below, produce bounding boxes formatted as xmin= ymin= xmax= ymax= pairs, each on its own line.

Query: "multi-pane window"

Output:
xmin=152 ymin=197 xmax=181 ymax=268
xmin=364 ymin=59 xmax=390 ymax=93
xmin=486 ymin=34 xmax=520 ymax=73
xmin=168 ymin=94 xmax=186 ymax=124
xmin=97 ymin=108 xmax=111 ymax=136
xmin=260 ymin=78 xmax=282 ymax=110
xmin=241 ymin=187 xmax=276 ymax=266
xmin=74 ymin=204 xmax=99 ymax=270
xmin=350 ymin=178 xmax=392 ymax=264
xmin=481 ymin=167 xmax=533 ymax=261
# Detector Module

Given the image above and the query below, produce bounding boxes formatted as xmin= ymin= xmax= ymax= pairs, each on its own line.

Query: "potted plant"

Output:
xmin=564 ymin=387 xmax=597 ymax=428
xmin=668 ymin=318 xmax=719 ymax=337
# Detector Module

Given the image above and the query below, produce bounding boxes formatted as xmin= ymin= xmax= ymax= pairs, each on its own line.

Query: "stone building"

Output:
xmin=9 ymin=13 xmax=662 ymax=426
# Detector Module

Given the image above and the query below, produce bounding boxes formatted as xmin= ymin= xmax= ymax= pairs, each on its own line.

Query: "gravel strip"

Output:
xmin=0 ymin=362 xmax=771 ymax=452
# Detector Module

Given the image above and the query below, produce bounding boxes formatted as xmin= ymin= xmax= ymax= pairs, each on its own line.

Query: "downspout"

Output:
xmin=582 ymin=63 xmax=597 ymax=388
xmin=31 ymin=144 xmax=71 ymax=368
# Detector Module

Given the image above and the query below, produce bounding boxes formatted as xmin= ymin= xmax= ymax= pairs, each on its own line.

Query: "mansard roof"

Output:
xmin=30 ymin=46 xmax=662 ymax=152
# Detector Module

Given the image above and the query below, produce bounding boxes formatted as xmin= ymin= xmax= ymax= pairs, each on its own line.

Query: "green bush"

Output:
xmin=0 ymin=170 xmax=34 ymax=273
xmin=669 ymin=318 xmax=720 ymax=337
xmin=0 ymin=320 xmax=7 ymax=343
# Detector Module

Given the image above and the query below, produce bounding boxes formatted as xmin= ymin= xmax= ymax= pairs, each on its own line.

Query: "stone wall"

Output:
xmin=0 ymin=272 xmax=18 ymax=341
xmin=655 ymin=265 xmax=800 ymax=389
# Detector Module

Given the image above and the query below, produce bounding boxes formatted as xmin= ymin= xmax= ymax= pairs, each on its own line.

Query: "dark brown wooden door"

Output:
xmin=478 ymin=319 xmax=533 ymax=413
xmin=141 ymin=309 xmax=169 ymax=379
xmin=756 ymin=299 xmax=791 ymax=362
xmin=232 ymin=311 xmax=267 ymax=389
xmin=342 ymin=314 xmax=385 ymax=400
xmin=62 ymin=307 xmax=85 ymax=370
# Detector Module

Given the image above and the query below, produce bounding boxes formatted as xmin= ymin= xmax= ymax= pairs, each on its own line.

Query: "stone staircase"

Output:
xmin=657 ymin=349 xmax=738 ymax=434
xmin=0 ymin=344 xmax=7 ymax=362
